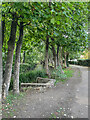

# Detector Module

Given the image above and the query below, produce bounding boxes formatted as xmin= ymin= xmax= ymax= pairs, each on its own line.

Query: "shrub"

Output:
xmin=19 ymin=69 xmax=48 ymax=87
xmin=9 ymin=69 xmax=47 ymax=90
xmin=51 ymin=66 xmax=74 ymax=84
xmin=64 ymin=68 xmax=74 ymax=78
xmin=9 ymin=63 xmax=37 ymax=90
xmin=69 ymin=61 xmax=78 ymax=65
xmin=20 ymin=63 xmax=37 ymax=73
xmin=69 ymin=59 xmax=90 ymax=66
xmin=51 ymin=66 xmax=67 ymax=81
xmin=78 ymin=59 xmax=90 ymax=66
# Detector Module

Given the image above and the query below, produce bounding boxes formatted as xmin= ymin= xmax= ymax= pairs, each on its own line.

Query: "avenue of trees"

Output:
xmin=1 ymin=2 xmax=88 ymax=99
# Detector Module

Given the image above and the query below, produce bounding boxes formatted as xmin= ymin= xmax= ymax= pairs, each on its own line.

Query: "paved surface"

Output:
xmin=0 ymin=92 xmax=2 ymax=120
xmin=70 ymin=65 xmax=88 ymax=118
xmin=2 ymin=66 xmax=88 ymax=119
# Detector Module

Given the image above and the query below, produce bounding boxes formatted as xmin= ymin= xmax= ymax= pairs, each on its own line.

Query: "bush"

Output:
xmin=9 ymin=69 xmax=47 ymax=90
xmin=8 ymin=63 xmax=37 ymax=90
xmin=64 ymin=68 xmax=74 ymax=78
xmin=19 ymin=69 xmax=48 ymax=87
xmin=69 ymin=59 xmax=90 ymax=66
xmin=51 ymin=66 xmax=74 ymax=84
xmin=9 ymin=63 xmax=37 ymax=90
xmin=19 ymin=69 xmax=47 ymax=83
xmin=51 ymin=66 xmax=67 ymax=81
xmin=78 ymin=59 xmax=90 ymax=66
xmin=69 ymin=61 xmax=78 ymax=65
xmin=4 ymin=63 xmax=37 ymax=78
xmin=20 ymin=63 xmax=37 ymax=73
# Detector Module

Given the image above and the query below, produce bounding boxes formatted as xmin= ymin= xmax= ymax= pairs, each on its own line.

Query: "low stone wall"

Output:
xmin=21 ymin=77 xmax=56 ymax=88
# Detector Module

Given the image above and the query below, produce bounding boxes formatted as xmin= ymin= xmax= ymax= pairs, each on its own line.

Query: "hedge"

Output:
xmin=69 ymin=59 xmax=90 ymax=67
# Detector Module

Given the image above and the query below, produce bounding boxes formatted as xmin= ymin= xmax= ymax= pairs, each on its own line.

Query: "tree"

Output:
xmin=0 ymin=16 xmax=2 ymax=103
xmin=13 ymin=2 xmax=33 ymax=94
xmin=13 ymin=22 xmax=23 ymax=94
xmin=2 ymin=14 xmax=5 ymax=46
xmin=2 ymin=12 xmax=18 ymax=98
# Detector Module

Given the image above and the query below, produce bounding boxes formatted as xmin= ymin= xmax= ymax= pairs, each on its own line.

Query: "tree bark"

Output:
xmin=45 ymin=1 xmax=51 ymax=77
xmin=52 ymin=45 xmax=57 ymax=69
xmin=57 ymin=46 xmax=64 ymax=74
xmin=57 ymin=44 xmax=60 ymax=67
xmin=2 ymin=14 xmax=5 ymax=46
xmin=64 ymin=52 xmax=67 ymax=68
xmin=66 ymin=53 xmax=69 ymax=67
xmin=45 ymin=36 xmax=50 ymax=77
xmin=0 ymin=21 xmax=2 ymax=101
xmin=23 ymin=51 xmax=25 ymax=63
xmin=13 ymin=22 xmax=23 ymax=94
xmin=2 ymin=14 xmax=17 ymax=99
xmin=60 ymin=47 xmax=63 ymax=68
xmin=51 ymin=38 xmax=57 ymax=69
xmin=20 ymin=53 xmax=22 ymax=63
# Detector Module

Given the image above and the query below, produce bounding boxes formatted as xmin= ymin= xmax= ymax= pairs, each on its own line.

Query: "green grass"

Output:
xmin=50 ymin=113 xmax=57 ymax=118
xmin=54 ymin=67 xmax=74 ymax=84
xmin=64 ymin=68 xmax=74 ymax=78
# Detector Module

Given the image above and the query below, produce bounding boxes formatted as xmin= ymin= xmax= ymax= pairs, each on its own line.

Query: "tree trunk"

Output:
xmin=2 ymin=14 xmax=5 ymax=46
xmin=23 ymin=51 xmax=25 ymax=63
xmin=20 ymin=53 xmax=21 ymax=63
xmin=66 ymin=53 xmax=69 ymax=67
xmin=2 ymin=15 xmax=17 ymax=99
xmin=0 ymin=22 xmax=2 ymax=101
xmin=13 ymin=22 xmax=23 ymax=94
xmin=57 ymin=44 xmax=60 ymax=67
xmin=52 ymin=45 xmax=57 ymax=69
xmin=2 ymin=15 xmax=6 ymax=71
xmin=64 ymin=52 xmax=67 ymax=68
xmin=45 ymin=36 xmax=50 ymax=77
xmin=49 ymin=58 xmax=54 ymax=67
xmin=57 ymin=46 xmax=64 ymax=74
xmin=60 ymin=47 xmax=63 ymax=68
xmin=51 ymin=38 xmax=57 ymax=69
xmin=45 ymin=2 xmax=51 ymax=77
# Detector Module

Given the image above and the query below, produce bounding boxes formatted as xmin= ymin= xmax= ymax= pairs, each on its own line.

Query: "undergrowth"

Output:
xmin=51 ymin=66 xmax=74 ymax=84
xmin=10 ymin=69 xmax=47 ymax=90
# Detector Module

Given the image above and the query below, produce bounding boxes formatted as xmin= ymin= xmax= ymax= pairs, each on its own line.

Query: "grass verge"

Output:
xmin=54 ymin=67 xmax=74 ymax=84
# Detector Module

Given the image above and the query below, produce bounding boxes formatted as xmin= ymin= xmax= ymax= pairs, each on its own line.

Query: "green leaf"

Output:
xmin=51 ymin=18 xmax=55 ymax=24
xmin=57 ymin=21 xmax=60 ymax=25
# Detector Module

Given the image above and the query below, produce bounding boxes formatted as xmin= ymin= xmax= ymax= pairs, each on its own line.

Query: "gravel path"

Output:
xmin=3 ymin=66 xmax=88 ymax=119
